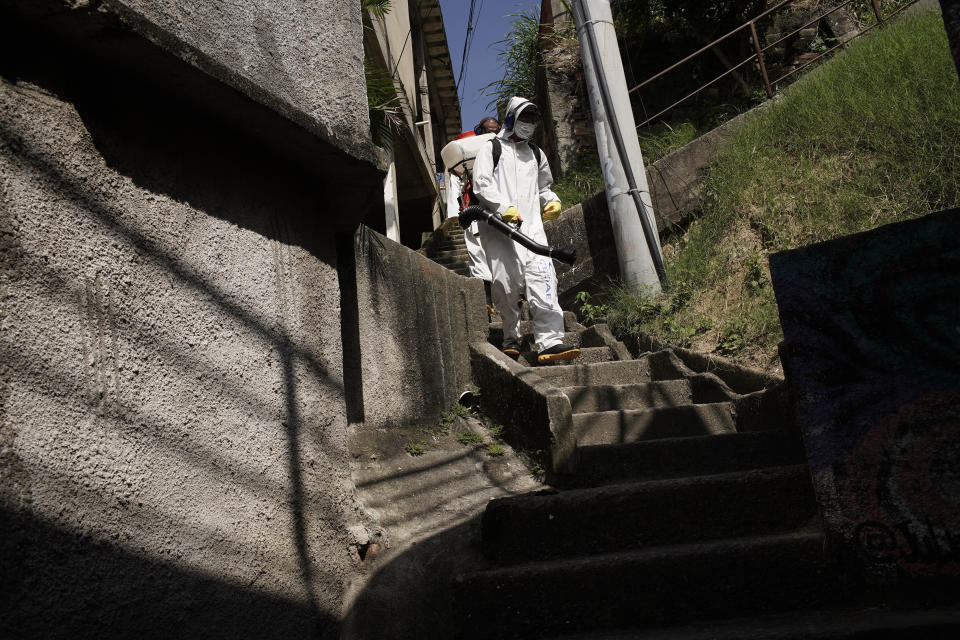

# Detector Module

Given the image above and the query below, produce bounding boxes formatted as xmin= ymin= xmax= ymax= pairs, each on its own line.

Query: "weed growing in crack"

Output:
xmin=527 ymin=449 xmax=548 ymax=482
xmin=457 ymin=431 xmax=484 ymax=446
xmin=487 ymin=443 xmax=505 ymax=457
xmin=404 ymin=441 xmax=426 ymax=456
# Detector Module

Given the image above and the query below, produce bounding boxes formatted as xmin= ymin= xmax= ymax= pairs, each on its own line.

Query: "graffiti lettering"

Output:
xmin=855 ymin=519 xmax=960 ymax=568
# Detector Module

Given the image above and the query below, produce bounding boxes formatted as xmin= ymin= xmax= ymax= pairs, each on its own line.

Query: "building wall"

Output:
xmin=0 ymin=1 xmax=382 ymax=636
xmin=365 ymin=0 xmax=460 ymax=245
xmin=111 ymin=0 xmax=373 ymax=160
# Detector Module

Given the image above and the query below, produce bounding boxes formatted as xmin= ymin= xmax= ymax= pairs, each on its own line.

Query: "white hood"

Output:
xmin=499 ymin=96 xmax=536 ymax=139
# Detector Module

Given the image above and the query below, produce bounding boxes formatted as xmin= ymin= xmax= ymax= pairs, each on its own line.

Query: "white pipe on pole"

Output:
xmin=573 ymin=0 xmax=664 ymax=293
xmin=384 ymin=148 xmax=400 ymax=242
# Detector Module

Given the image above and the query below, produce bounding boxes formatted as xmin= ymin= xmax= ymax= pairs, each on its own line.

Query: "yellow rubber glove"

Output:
xmin=542 ymin=201 xmax=562 ymax=220
xmin=501 ymin=206 xmax=523 ymax=224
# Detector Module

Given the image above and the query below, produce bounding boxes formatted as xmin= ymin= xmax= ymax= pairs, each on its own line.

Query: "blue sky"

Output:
xmin=438 ymin=0 xmax=542 ymax=132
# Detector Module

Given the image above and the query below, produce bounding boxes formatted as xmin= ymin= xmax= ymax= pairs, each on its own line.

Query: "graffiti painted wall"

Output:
xmin=770 ymin=208 xmax=960 ymax=583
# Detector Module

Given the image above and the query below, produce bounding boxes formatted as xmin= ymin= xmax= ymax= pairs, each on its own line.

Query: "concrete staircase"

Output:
xmin=419 ymin=217 xmax=472 ymax=277
xmin=457 ymin=318 xmax=856 ymax=638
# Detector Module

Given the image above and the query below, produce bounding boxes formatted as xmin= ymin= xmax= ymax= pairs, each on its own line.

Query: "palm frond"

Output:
xmin=365 ymin=56 xmax=403 ymax=149
xmin=362 ymin=0 xmax=392 ymax=19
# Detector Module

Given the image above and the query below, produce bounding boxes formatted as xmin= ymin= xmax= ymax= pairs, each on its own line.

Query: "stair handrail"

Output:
xmin=626 ymin=0 xmax=919 ymax=129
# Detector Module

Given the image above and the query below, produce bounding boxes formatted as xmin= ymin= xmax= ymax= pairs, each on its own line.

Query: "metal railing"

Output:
xmin=628 ymin=0 xmax=919 ymax=129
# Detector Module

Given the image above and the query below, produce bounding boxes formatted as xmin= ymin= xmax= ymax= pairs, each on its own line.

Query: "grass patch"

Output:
xmin=638 ymin=120 xmax=701 ymax=162
xmin=457 ymin=431 xmax=484 ymax=446
xmin=552 ymin=149 xmax=604 ymax=208
xmin=486 ymin=443 xmax=506 ymax=457
xmin=403 ymin=441 xmax=426 ymax=456
xmin=592 ymin=10 xmax=960 ymax=370
xmin=433 ymin=402 xmax=474 ymax=436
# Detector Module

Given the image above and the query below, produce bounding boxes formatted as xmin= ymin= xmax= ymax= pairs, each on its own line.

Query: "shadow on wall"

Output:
xmin=0 ymin=10 xmax=372 ymax=638
xmin=1 ymin=508 xmax=336 ymax=639
xmin=341 ymin=519 xmax=478 ymax=640
xmin=0 ymin=14 xmax=336 ymax=257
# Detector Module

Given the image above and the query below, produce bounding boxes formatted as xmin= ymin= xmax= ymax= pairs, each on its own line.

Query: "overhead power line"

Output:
xmin=457 ymin=0 xmax=479 ymax=101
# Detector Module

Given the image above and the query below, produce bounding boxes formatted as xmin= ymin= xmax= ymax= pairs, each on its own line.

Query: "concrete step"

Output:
xmin=488 ymin=310 xmax=584 ymax=336
xmin=450 ymin=265 xmax=471 ymax=276
xmin=455 ymin=531 xmax=836 ymax=639
xmin=547 ymin=606 xmax=960 ymax=640
xmin=560 ymin=373 xmax=734 ymax=413
xmin=481 ymin=465 xmax=818 ymax=563
xmin=517 ymin=346 xmax=613 ymax=368
xmin=432 ymin=240 xmax=466 ymax=253
xmin=571 ymin=402 xmax=738 ymax=446
xmin=432 ymin=248 xmax=469 ymax=261
xmin=533 ymin=351 xmax=689 ymax=387
xmin=566 ymin=430 xmax=806 ymax=487
xmin=489 ymin=329 xmax=582 ymax=352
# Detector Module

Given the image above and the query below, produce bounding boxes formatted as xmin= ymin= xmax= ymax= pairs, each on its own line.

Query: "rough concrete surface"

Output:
xmin=0 ymin=29 xmax=378 ymax=640
xmin=2 ymin=0 xmax=384 ymax=173
xmin=110 ymin=0 xmax=374 ymax=163
xmin=543 ymin=191 xmax=621 ymax=307
xmin=645 ymin=107 xmax=755 ymax=230
xmin=347 ymin=225 xmax=487 ymax=430
xmin=470 ymin=342 xmax=577 ymax=474
xmin=341 ymin=416 xmax=540 ymax=639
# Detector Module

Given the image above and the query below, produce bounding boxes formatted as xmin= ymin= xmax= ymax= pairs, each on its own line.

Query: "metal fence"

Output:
xmin=628 ymin=0 xmax=920 ymax=129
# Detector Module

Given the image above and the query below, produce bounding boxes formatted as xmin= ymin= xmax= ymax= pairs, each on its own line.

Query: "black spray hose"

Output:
xmin=459 ymin=205 xmax=577 ymax=266
xmin=575 ymin=0 xmax=668 ymax=286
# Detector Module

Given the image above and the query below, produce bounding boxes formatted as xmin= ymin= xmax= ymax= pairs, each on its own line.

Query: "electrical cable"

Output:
xmin=574 ymin=0 xmax=667 ymax=285
xmin=390 ymin=28 xmax=413 ymax=80
xmin=457 ymin=0 xmax=478 ymax=100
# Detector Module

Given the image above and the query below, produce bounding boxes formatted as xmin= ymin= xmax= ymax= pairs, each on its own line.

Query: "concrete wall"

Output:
xmin=343 ymin=226 xmax=488 ymax=430
xmin=770 ymin=208 xmax=960 ymax=589
xmin=111 ymin=0 xmax=374 ymax=162
xmin=0 ymin=2 xmax=383 ymax=637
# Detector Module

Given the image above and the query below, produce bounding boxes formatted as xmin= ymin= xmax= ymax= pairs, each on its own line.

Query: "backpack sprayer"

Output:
xmin=441 ymin=135 xmax=577 ymax=267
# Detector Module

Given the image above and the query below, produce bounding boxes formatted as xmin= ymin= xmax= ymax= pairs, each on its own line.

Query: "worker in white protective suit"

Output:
xmin=444 ymin=140 xmax=493 ymax=283
xmin=472 ymin=97 xmax=580 ymax=364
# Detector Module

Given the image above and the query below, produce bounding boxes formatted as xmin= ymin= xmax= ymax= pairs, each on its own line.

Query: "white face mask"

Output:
xmin=513 ymin=121 xmax=536 ymax=140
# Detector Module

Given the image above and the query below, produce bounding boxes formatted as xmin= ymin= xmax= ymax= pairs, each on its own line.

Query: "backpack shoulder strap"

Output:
xmin=491 ymin=138 xmax=541 ymax=168
xmin=529 ymin=142 xmax=541 ymax=165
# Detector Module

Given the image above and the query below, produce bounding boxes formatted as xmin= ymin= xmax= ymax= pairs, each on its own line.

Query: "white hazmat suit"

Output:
xmin=442 ymin=135 xmax=493 ymax=282
xmin=472 ymin=97 xmax=565 ymax=353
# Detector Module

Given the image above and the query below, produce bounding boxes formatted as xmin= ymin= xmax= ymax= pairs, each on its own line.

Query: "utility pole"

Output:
xmin=572 ymin=0 xmax=665 ymax=294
